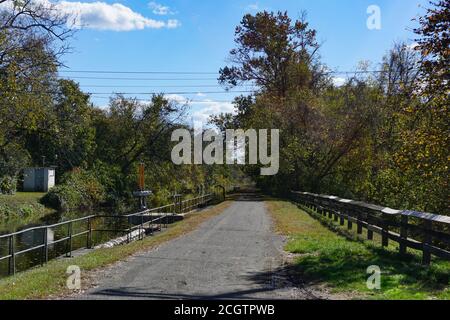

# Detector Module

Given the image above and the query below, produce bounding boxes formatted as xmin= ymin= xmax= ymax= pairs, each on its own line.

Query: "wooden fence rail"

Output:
xmin=291 ymin=191 xmax=450 ymax=265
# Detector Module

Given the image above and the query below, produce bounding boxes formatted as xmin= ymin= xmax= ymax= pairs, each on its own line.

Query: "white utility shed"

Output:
xmin=23 ymin=167 xmax=56 ymax=192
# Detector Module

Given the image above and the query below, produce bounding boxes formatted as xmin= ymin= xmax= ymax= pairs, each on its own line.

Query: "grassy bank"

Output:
xmin=0 ymin=193 xmax=55 ymax=231
xmin=266 ymin=200 xmax=450 ymax=300
xmin=0 ymin=201 xmax=231 ymax=300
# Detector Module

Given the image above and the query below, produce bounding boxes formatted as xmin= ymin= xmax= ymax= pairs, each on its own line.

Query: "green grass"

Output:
xmin=0 ymin=192 xmax=55 ymax=231
xmin=0 ymin=201 xmax=231 ymax=300
xmin=266 ymin=200 xmax=450 ymax=300
xmin=0 ymin=192 xmax=47 ymax=205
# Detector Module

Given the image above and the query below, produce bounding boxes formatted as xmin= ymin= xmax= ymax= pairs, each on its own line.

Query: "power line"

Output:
xmin=59 ymin=70 xmax=218 ymax=75
xmin=79 ymin=84 xmax=249 ymax=88
xmin=60 ymin=76 xmax=219 ymax=81
xmin=86 ymin=90 xmax=253 ymax=95
xmin=323 ymin=69 xmax=419 ymax=75
xmin=58 ymin=69 xmax=419 ymax=77
xmin=90 ymin=95 xmax=234 ymax=103
xmin=5 ymin=89 xmax=253 ymax=95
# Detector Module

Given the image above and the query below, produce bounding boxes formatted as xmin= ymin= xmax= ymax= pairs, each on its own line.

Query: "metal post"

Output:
xmin=66 ymin=222 xmax=73 ymax=257
xmin=87 ymin=217 xmax=93 ymax=249
xmin=140 ymin=213 xmax=144 ymax=240
xmin=8 ymin=235 xmax=15 ymax=276
xmin=164 ymin=206 xmax=168 ymax=228
xmin=42 ymin=227 xmax=48 ymax=265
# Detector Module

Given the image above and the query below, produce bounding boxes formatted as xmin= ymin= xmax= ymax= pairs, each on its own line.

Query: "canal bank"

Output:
xmin=0 ymin=201 xmax=231 ymax=299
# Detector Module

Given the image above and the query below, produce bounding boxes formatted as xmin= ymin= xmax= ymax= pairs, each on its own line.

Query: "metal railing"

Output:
xmin=0 ymin=193 xmax=214 ymax=276
xmin=291 ymin=191 xmax=450 ymax=265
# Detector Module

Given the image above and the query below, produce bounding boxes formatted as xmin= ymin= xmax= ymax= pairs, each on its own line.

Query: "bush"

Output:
xmin=41 ymin=169 xmax=106 ymax=211
xmin=0 ymin=176 xmax=17 ymax=195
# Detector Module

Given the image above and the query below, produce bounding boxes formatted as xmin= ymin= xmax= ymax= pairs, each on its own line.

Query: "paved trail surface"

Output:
xmin=79 ymin=198 xmax=316 ymax=300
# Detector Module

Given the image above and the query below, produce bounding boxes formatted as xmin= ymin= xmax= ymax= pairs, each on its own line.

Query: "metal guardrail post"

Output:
xmin=164 ymin=206 xmax=168 ymax=228
xmin=140 ymin=212 xmax=144 ymax=240
xmin=8 ymin=235 xmax=15 ymax=276
xmin=87 ymin=217 xmax=92 ymax=249
xmin=66 ymin=222 xmax=73 ymax=257
xmin=42 ymin=227 xmax=48 ymax=265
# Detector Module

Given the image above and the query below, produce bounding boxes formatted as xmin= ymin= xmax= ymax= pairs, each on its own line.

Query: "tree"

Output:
xmin=0 ymin=38 xmax=56 ymax=176
xmin=23 ymin=79 xmax=96 ymax=173
xmin=219 ymin=11 xmax=321 ymax=97
xmin=390 ymin=0 xmax=450 ymax=213
xmin=94 ymin=95 xmax=186 ymax=175
xmin=0 ymin=0 xmax=73 ymax=184
xmin=0 ymin=0 xmax=72 ymax=70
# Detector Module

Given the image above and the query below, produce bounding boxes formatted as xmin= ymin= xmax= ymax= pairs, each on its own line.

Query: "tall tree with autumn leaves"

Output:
xmin=393 ymin=0 xmax=449 ymax=212
xmin=213 ymin=2 xmax=449 ymax=214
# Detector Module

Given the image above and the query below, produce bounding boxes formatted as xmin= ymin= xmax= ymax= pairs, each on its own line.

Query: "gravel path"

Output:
xmin=78 ymin=199 xmax=316 ymax=300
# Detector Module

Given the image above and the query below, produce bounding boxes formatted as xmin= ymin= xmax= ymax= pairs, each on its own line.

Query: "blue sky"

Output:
xmin=54 ymin=0 xmax=429 ymax=123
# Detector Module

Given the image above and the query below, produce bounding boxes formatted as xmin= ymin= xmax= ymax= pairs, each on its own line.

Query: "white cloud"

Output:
xmin=148 ymin=1 xmax=175 ymax=15
xmin=247 ymin=4 xmax=259 ymax=11
xmin=192 ymin=99 xmax=235 ymax=124
xmin=333 ymin=77 xmax=346 ymax=87
xmin=166 ymin=19 xmax=181 ymax=28
xmin=0 ymin=0 xmax=180 ymax=31
xmin=406 ymin=42 xmax=419 ymax=51
xmin=165 ymin=94 xmax=235 ymax=125
xmin=62 ymin=1 xmax=181 ymax=31
xmin=165 ymin=94 xmax=190 ymax=104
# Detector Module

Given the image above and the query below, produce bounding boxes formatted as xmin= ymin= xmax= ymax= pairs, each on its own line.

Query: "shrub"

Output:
xmin=41 ymin=169 xmax=106 ymax=211
xmin=0 ymin=176 xmax=17 ymax=195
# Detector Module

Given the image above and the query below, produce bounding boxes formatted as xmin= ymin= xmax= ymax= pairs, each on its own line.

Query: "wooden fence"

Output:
xmin=291 ymin=191 xmax=450 ymax=265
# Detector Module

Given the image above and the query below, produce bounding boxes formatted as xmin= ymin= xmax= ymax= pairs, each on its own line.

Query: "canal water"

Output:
xmin=0 ymin=209 xmax=131 ymax=278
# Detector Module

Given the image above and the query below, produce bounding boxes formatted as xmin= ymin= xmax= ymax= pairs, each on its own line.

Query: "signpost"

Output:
xmin=133 ymin=162 xmax=152 ymax=210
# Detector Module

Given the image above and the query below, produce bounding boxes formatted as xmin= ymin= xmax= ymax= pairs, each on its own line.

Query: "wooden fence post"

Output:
xmin=399 ymin=215 xmax=408 ymax=255
xmin=339 ymin=211 xmax=345 ymax=226
xmin=357 ymin=211 xmax=363 ymax=235
xmin=422 ymin=220 xmax=432 ymax=265
xmin=347 ymin=210 xmax=353 ymax=230
xmin=381 ymin=215 xmax=389 ymax=247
